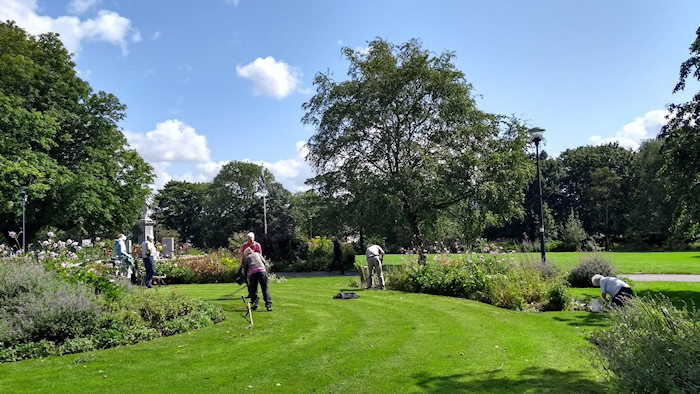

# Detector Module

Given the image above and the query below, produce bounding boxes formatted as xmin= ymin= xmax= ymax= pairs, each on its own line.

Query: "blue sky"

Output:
xmin=2 ymin=0 xmax=699 ymax=192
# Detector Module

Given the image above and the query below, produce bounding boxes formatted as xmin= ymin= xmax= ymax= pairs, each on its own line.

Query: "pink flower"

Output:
xmin=8 ymin=231 xmax=17 ymax=238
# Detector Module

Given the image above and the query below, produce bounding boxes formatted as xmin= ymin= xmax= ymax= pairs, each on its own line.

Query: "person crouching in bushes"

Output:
xmin=591 ymin=274 xmax=634 ymax=307
xmin=241 ymin=247 xmax=272 ymax=312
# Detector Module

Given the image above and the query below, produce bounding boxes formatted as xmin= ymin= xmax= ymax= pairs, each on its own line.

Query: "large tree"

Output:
xmin=558 ymin=144 xmax=633 ymax=242
xmin=660 ymin=26 xmax=700 ymax=241
xmin=626 ymin=139 xmax=677 ymax=245
xmin=0 ymin=22 xmax=153 ymax=244
xmin=152 ymin=181 xmax=208 ymax=247
xmin=302 ymin=38 xmax=533 ymax=263
xmin=204 ymin=162 xmax=294 ymax=248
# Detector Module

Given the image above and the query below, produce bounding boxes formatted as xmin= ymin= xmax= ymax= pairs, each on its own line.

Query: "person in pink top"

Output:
xmin=240 ymin=232 xmax=262 ymax=266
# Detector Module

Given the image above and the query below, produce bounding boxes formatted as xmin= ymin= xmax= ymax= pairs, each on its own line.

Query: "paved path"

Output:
xmin=622 ymin=274 xmax=700 ymax=282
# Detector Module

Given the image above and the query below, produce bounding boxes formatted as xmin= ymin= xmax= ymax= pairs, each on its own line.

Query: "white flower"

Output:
xmin=8 ymin=231 xmax=17 ymax=238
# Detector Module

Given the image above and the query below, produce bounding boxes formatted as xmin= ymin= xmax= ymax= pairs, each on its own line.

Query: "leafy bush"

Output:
xmin=382 ymin=253 xmax=571 ymax=311
xmin=0 ymin=261 xmax=103 ymax=347
xmin=567 ymin=254 xmax=617 ymax=288
xmin=306 ymin=236 xmax=333 ymax=270
xmin=0 ymin=254 xmax=226 ymax=363
xmin=545 ymin=282 xmax=572 ymax=311
xmin=156 ymin=259 xmax=196 ymax=284
xmin=588 ymin=296 xmax=700 ymax=393
xmin=559 ymin=211 xmax=588 ymax=251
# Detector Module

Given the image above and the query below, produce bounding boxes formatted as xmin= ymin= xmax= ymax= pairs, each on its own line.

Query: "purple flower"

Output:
xmin=8 ymin=231 xmax=17 ymax=238
xmin=47 ymin=231 xmax=55 ymax=239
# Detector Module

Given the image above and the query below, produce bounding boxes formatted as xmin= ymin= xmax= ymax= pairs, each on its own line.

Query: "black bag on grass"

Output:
xmin=333 ymin=291 xmax=359 ymax=299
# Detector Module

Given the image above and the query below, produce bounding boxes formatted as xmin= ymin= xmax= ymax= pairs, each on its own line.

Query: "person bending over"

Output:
xmin=591 ymin=274 xmax=634 ymax=307
xmin=241 ymin=247 xmax=272 ymax=312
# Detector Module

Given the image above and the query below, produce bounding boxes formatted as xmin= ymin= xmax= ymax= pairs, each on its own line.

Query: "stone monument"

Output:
xmin=138 ymin=201 xmax=155 ymax=245
xmin=162 ymin=237 xmax=175 ymax=258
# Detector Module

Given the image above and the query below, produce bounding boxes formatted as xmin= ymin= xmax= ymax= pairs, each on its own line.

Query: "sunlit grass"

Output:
xmin=1 ymin=277 xmax=608 ymax=393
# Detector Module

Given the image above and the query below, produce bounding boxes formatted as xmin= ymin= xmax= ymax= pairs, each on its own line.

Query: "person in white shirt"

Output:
xmin=365 ymin=244 xmax=386 ymax=290
xmin=591 ymin=274 xmax=634 ymax=307
xmin=114 ymin=234 xmax=134 ymax=278
xmin=140 ymin=236 xmax=157 ymax=288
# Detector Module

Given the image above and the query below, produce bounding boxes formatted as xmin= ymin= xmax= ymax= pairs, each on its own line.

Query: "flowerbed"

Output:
xmin=0 ymin=234 xmax=226 ymax=363
xmin=375 ymin=248 xmax=571 ymax=311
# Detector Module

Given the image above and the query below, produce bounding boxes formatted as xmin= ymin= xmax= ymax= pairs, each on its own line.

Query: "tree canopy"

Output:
xmin=661 ymin=26 xmax=700 ymax=241
xmin=0 ymin=22 xmax=153 ymax=244
xmin=302 ymin=38 xmax=534 ymax=262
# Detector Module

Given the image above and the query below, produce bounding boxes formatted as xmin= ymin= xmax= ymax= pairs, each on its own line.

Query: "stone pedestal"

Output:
xmin=162 ymin=237 xmax=175 ymax=258
xmin=138 ymin=218 xmax=155 ymax=245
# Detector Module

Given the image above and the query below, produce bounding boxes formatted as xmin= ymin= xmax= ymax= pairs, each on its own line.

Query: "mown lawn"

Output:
xmin=570 ymin=281 xmax=700 ymax=309
xmin=0 ymin=277 xmax=609 ymax=393
xmin=379 ymin=251 xmax=700 ymax=274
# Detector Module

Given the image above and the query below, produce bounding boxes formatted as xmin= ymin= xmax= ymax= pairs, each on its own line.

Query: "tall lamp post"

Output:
xmin=531 ymin=128 xmax=546 ymax=263
xmin=20 ymin=186 xmax=27 ymax=253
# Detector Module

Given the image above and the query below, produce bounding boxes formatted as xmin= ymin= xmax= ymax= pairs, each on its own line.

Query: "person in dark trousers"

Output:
xmin=592 ymin=274 xmax=634 ymax=307
xmin=241 ymin=247 xmax=272 ymax=311
xmin=331 ymin=236 xmax=344 ymax=274
xmin=140 ymin=235 xmax=157 ymax=288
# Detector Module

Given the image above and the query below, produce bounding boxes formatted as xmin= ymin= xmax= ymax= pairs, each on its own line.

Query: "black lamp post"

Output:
xmin=530 ymin=128 xmax=546 ymax=263
xmin=20 ymin=186 xmax=27 ymax=253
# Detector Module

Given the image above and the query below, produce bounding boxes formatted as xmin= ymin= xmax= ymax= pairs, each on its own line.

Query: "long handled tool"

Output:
xmin=242 ymin=295 xmax=254 ymax=327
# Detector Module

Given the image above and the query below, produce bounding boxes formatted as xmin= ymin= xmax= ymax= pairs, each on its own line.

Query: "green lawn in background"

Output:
xmin=570 ymin=281 xmax=700 ymax=309
xmin=376 ymin=251 xmax=700 ymax=274
xmin=0 ymin=277 xmax=609 ymax=393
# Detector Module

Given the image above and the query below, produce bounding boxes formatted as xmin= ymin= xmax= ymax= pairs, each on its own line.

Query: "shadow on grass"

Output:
xmin=412 ymin=366 xmax=607 ymax=393
xmin=637 ymin=290 xmax=700 ymax=309
xmin=550 ymin=312 xmax=609 ymax=328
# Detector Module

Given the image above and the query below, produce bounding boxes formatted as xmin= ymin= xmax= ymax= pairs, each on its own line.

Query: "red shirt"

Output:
xmin=241 ymin=241 xmax=262 ymax=256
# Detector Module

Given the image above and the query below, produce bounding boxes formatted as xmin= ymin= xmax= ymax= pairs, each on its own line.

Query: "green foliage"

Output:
xmin=303 ymin=38 xmax=534 ymax=263
xmin=557 ymin=144 xmax=633 ymax=243
xmin=559 ymin=210 xmax=588 ymax=251
xmin=0 ymin=22 xmax=153 ymax=244
xmin=567 ymin=255 xmax=618 ymax=288
xmin=307 ymin=236 xmax=332 ymax=270
xmin=0 ymin=261 xmax=102 ymax=347
xmin=545 ymin=282 xmax=572 ymax=311
xmin=153 ymin=181 xmax=208 ymax=246
xmin=626 ymin=140 xmax=677 ymax=246
xmin=384 ymin=253 xmax=571 ymax=311
xmin=0 ymin=249 xmax=225 ymax=362
xmin=588 ymin=296 xmax=700 ymax=393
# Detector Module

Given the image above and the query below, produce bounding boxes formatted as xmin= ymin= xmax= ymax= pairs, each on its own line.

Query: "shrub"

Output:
xmin=559 ymin=211 xmax=588 ymax=251
xmin=306 ymin=236 xmax=333 ymax=270
xmin=380 ymin=253 xmax=571 ymax=311
xmin=545 ymin=282 xmax=572 ymax=311
xmin=0 ymin=260 xmax=103 ymax=347
xmin=588 ymin=296 xmax=700 ymax=393
xmin=567 ymin=254 xmax=618 ymax=288
xmin=156 ymin=260 xmax=195 ymax=284
xmin=0 ymin=254 xmax=226 ymax=363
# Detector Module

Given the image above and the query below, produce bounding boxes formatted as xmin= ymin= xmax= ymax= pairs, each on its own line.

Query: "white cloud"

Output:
xmin=67 ymin=0 xmax=100 ymax=15
xmin=236 ymin=56 xmax=301 ymax=99
xmin=126 ymin=122 xmax=313 ymax=192
xmin=0 ymin=0 xmax=138 ymax=55
xmin=124 ymin=119 xmax=211 ymax=163
xmin=590 ymin=109 xmax=669 ymax=150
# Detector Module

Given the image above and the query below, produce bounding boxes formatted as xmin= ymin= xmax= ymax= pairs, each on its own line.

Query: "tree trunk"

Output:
xmin=406 ymin=210 xmax=426 ymax=264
